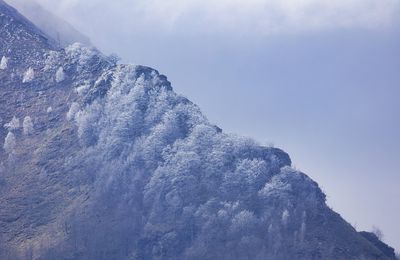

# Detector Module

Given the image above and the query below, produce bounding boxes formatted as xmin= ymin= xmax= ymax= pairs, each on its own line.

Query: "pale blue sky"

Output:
xmin=32 ymin=0 xmax=400 ymax=251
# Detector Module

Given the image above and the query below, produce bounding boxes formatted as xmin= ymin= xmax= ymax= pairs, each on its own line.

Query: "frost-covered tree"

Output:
xmin=4 ymin=116 xmax=20 ymax=130
xmin=67 ymin=102 xmax=80 ymax=121
xmin=108 ymin=53 xmax=120 ymax=64
xmin=0 ymin=40 xmax=392 ymax=260
xmin=55 ymin=66 xmax=65 ymax=82
xmin=281 ymin=209 xmax=290 ymax=224
xmin=23 ymin=67 xmax=35 ymax=83
xmin=4 ymin=132 xmax=16 ymax=154
xmin=23 ymin=116 xmax=34 ymax=135
xmin=0 ymin=56 xmax=7 ymax=70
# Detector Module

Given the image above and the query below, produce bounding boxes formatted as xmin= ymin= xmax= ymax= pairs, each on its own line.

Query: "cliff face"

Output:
xmin=0 ymin=1 xmax=396 ymax=259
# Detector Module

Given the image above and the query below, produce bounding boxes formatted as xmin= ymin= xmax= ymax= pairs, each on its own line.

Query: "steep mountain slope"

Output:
xmin=5 ymin=0 xmax=91 ymax=47
xmin=0 ymin=1 xmax=396 ymax=259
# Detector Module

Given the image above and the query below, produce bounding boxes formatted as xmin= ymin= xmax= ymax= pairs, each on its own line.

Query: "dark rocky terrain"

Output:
xmin=0 ymin=1 xmax=396 ymax=259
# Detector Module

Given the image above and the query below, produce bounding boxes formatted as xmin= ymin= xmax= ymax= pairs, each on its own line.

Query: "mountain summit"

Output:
xmin=0 ymin=1 xmax=396 ymax=259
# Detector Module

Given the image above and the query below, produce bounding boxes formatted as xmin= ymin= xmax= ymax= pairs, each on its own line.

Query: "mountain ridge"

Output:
xmin=0 ymin=1 xmax=396 ymax=259
xmin=5 ymin=0 xmax=92 ymax=47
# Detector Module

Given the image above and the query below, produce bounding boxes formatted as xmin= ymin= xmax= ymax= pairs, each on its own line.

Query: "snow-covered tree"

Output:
xmin=67 ymin=102 xmax=80 ymax=121
xmin=22 ymin=67 xmax=35 ymax=83
xmin=282 ymin=209 xmax=290 ymax=225
xmin=23 ymin=116 xmax=34 ymax=135
xmin=4 ymin=116 xmax=20 ymax=131
xmin=55 ymin=67 xmax=65 ymax=82
xmin=0 ymin=56 xmax=7 ymax=70
xmin=4 ymin=132 xmax=16 ymax=154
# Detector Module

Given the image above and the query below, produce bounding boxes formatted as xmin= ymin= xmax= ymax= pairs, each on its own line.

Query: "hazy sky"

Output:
xmin=32 ymin=0 xmax=400 ymax=251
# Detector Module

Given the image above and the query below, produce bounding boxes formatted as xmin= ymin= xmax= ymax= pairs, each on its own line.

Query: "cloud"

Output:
xmin=35 ymin=0 xmax=400 ymax=36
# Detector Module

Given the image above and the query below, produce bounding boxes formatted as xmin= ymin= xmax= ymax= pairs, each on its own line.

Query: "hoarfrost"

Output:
xmin=55 ymin=67 xmax=65 ymax=82
xmin=0 ymin=56 xmax=8 ymax=70
xmin=4 ymin=132 xmax=16 ymax=154
xmin=4 ymin=116 xmax=20 ymax=130
xmin=22 ymin=67 xmax=34 ymax=83
xmin=282 ymin=209 xmax=290 ymax=224
xmin=23 ymin=116 xmax=34 ymax=135
xmin=67 ymin=102 xmax=80 ymax=121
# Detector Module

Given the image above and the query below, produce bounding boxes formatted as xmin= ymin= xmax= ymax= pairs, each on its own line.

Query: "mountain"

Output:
xmin=0 ymin=1 xmax=396 ymax=259
xmin=5 ymin=0 xmax=91 ymax=47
